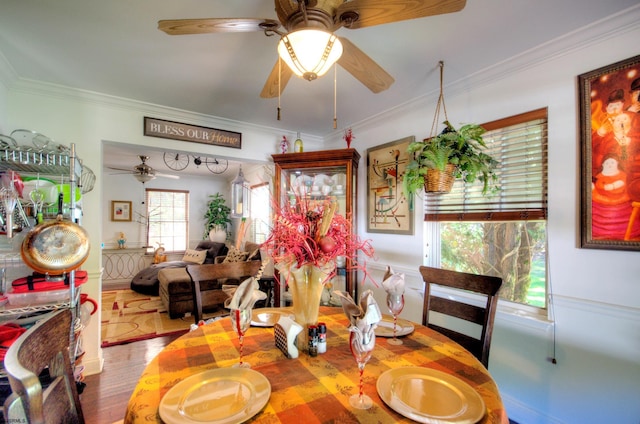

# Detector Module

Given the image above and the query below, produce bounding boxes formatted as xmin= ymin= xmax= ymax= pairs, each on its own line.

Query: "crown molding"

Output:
xmin=336 ymin=4 xmax=640 ymax=138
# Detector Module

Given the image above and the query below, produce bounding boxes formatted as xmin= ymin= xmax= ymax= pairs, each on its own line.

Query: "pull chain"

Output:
xmin=277 ymin=57 xmax=282 ymax=121
xmin=333 ymin=64 xmax=338 ymax=129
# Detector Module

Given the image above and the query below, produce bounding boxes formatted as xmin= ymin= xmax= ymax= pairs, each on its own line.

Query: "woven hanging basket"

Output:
xmin=424 ymin=164 xmax=456 ymax=193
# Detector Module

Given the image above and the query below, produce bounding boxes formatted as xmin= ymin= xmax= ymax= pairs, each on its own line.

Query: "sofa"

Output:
xmin=155 ymin=242 xmax=269 ymax=319
xmin=129 ymin=241 xmax=229 ymax=296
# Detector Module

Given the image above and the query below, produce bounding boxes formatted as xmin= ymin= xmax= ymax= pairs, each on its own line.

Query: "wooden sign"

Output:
xmin=144 ymin=117 xmax=242 ymax=149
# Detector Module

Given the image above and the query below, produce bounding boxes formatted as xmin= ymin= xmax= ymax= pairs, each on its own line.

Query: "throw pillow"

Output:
xmin=246 ymin=248 xmax=261 ymax=261
xmin=183 ymin=249 xmax=207 ymax=264
xmin=195 ymin=241 xmax=228 ymax=264
xmin=222 ymin=246 xmax=249 ymax=263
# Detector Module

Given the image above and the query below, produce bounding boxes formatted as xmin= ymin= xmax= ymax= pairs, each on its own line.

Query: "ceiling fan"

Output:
xmin=158 ymin=0 xmax=466 ymax=98
xmin=108 ymin=155 xmax=180 ymax=183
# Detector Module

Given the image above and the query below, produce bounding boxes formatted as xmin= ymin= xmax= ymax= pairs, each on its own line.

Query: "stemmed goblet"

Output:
xmin=230 ymin=308 xmax=252 ymax=368
xmin=349 ymin=327 xmax=376 ymax=409
xmin=386 ymin=293 xmax=405 ymax=345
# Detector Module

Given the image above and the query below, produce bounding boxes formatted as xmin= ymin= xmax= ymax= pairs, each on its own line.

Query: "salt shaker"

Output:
xmin=317 ymin=322 xmax=327 ymax=354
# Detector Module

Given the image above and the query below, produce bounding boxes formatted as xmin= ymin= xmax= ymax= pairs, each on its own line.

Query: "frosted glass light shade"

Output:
xmin=278 ymin=29 xmax=343 ymax=81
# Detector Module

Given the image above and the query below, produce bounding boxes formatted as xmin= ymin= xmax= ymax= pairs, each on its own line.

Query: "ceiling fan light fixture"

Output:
xmin=134 ymin=172 xmax=155 ymax=183
xmin=277 ymin=29 xmax=343 ymax=81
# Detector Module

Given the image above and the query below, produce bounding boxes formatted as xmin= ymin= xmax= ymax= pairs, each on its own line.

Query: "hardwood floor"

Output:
xmin=80 ymin=334 xmax=181 ymax=424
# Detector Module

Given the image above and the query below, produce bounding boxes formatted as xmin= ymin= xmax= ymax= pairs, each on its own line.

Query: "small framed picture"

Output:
xmin=111 ymin=200 xmax=132 ymax=222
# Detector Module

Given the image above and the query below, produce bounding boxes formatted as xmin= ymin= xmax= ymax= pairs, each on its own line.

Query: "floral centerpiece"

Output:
xmin=264 ymin=196 xmax=374 ymax=350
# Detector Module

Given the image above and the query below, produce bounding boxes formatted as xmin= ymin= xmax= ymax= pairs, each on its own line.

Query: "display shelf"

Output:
xmin=0 ymin=301 xmax=70 ymax=320
xmin=272 ymin=149 xmax=360 ymax=305
xmin=0 ymin=149 xmax=72 ymax=175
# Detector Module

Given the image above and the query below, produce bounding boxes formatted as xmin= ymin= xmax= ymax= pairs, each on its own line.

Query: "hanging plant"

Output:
xmin=403 ymin=61 xmax=498 ymax=196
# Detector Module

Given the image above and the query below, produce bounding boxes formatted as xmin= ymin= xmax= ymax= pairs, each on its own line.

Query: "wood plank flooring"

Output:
xmin=80 ymin=334 xmax=181 ymax=424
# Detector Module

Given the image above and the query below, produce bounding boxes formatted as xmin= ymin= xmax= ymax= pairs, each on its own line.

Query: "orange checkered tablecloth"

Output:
xmin=124 ymin=307 xmax=508 ymax=423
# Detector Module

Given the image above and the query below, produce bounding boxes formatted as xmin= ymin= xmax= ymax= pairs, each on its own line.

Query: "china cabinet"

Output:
xmin=271 ymin=148 xmax=360 ymax=305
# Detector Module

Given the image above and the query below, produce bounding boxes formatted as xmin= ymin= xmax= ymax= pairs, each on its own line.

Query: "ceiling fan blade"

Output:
xmin=260 ymin=59 xmax=294 ymax=99
xmin=158 ymin=18 xmax=281 ymax=35
xmin=156 ymin=173 xmax=180 ymax=180
xmin=107 ymin=166 xmax=133 ymax=173
xmin=337 ymin=38 xmax=394 ymax=94
xmin=336 ymin=0 xmax=466 ymax=29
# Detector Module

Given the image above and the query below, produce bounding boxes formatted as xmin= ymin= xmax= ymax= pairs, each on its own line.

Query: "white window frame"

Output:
xmin=423 ymin=109 xmax=550 ymax=321
xmin=145 ymin=188 xmax=189 ymax=252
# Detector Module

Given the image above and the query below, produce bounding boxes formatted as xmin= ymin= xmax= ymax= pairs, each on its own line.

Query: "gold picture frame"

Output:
xmin=111 ymin=200 xmax=132 ymax=222
xmin=366 ymin=136 xmax=415 ymax=235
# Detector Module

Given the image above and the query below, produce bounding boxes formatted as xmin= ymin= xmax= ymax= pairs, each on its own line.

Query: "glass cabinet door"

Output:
xmin=272 ymin=149 xmax=360 ymax=305
xmin=279 ymin=165 xmax=349 ymax=215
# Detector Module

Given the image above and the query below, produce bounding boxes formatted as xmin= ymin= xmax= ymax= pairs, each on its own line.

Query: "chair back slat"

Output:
xmin=3 ymin=309 xmax=84 ymax=424
xmin=420 ymin=266 xmax=502 ymax=368
xmin=428 ymin=296 xmax=487 ymax=325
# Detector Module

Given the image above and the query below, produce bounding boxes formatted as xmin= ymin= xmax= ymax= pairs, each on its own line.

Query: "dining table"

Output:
xmin=124 ymin=306 xmax=509 ymax=423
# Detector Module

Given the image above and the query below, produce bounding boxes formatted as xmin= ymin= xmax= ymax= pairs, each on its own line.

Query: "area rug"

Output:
xmin=100 ymin=289 xmax=226 ymax=347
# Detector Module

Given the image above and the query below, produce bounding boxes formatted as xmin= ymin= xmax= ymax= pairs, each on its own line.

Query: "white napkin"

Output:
xmin=333 ymin=289 xmax=381 ymax=346
xmin=381 ymin=266 xmax=405 ymax=296
xmin=223 ymin=277 xmax=267 ymax=310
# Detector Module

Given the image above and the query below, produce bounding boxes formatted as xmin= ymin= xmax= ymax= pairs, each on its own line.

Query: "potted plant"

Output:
xmin=403 ymin=121 xmax=498 ymax=196
xmin=204 ymin=193 xmax=231 ymax=241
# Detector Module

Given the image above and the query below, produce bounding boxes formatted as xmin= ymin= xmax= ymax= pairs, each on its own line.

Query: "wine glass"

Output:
xmin=349 ymin=327 xmax=376 ymax=409
xmin=386 ymin=293 xmax=405 ymax=345
xmin=230 ymin=308 xmax=252 ymax=368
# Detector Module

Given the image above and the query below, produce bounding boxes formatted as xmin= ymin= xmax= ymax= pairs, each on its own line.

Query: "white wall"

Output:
xmin=101 ymin=164 xmax=229 ymax=249
xmin=1 ymin=85 xmax=301 ymax=378
xmin=323 ymin=8 xmax=640 ymax=424
xmin=1 ymin=7 xmax=639 ymax=424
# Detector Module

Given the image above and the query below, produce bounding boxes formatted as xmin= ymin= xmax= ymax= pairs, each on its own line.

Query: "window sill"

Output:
xmin=431 ymin=285 xmax=553 ymax=332
xmin=496 ymin=302 xmax=554 ymax=332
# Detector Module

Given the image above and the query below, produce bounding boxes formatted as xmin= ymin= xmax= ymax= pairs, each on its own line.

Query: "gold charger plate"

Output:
xmin=159 ymin=368 xmax=271 ymax=424
xmin=377 ymin=367 xmax=486 ymax=424
xmin=251 ymin=307 xmax=293 ymax=327
xmin=375 ymin=315 xmax=415 ymax=337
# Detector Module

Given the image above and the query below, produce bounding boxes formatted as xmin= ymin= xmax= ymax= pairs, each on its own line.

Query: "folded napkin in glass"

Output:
xmin=223 ymin=276 xmax=267 ymax=310
xmin=381 ymin=265 xmax=405 ymax=295
xmin=333 ymin=289 xmax=382 ymax=346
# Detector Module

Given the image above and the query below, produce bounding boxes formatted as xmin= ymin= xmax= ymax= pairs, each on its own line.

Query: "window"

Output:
xmin=424 ymin=108 xmax=548 ymax=308
xmin=146 ymin=189 xmax=189 ymax=252
xmin=250 ymin=183 xmax=271 ymax=243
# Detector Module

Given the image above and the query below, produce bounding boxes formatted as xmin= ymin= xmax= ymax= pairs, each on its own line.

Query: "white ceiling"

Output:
xmin=1 ymin=0 xmax=638 ymax=177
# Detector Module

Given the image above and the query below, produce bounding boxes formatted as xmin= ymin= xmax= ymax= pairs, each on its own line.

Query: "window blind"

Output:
xmin=146 ymin=188 xmax=190 ymax=251
xmin=424 ymin=108 xmax=548 ymax=221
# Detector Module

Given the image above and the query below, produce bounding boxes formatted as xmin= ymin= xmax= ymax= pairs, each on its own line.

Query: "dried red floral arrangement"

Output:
xmin=263 ymin=196 xmax=375 ymax=282
xmin=343 ymin=128 xmax=355 ymax=148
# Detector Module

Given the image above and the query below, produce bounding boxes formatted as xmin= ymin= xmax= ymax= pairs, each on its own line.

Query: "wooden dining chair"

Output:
xmin=3 ymin=308 xmax=85 ymax=424
xmin=419 ymin=266 xmax=503 ymax=368
xmin=186 ymin=260 xmax=264 ymax=324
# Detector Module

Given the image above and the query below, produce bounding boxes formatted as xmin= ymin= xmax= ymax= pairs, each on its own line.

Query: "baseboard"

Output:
xmin=102 ymin=279 xmax=131 ymax=292
xmin=82 ymin=351 xmax=104 ymax=376
xmin=502 ymin=392 xmax=563 ymax=424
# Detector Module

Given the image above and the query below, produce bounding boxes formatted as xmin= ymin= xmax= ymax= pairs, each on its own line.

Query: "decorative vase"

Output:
xmin=294 ymin=132 xmax=304 ymax=153
xmin=277 ymin=261 xmax=333 ymax=352
xmin=208 ymin=225 xmax=227 ymax=242
xmin=425 ymin=163 xmax=456 ymax=193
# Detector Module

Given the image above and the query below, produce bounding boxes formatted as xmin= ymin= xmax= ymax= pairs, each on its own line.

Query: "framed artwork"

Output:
xmin=366 ymin=136 xmax=415 ymax=234
xmin=579 ymin=54 xmax=640 ymax=251
xmin=111 ymin=200 xmax=132 ymax=222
